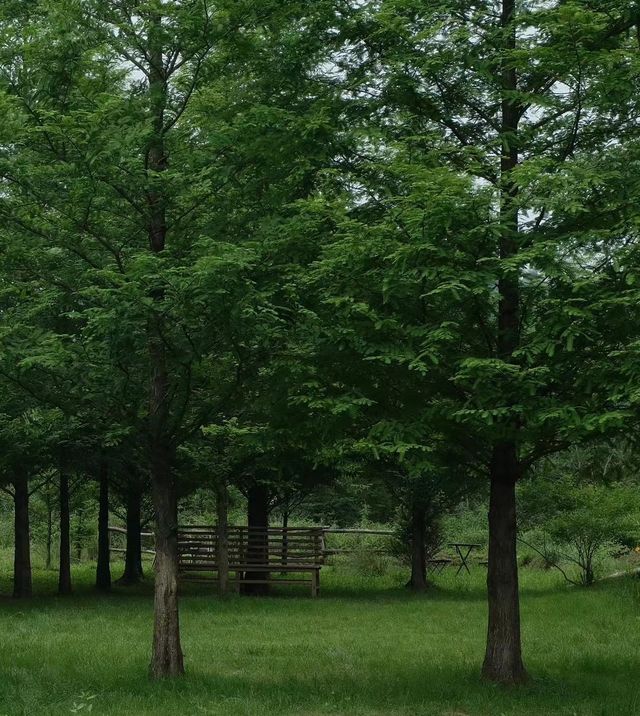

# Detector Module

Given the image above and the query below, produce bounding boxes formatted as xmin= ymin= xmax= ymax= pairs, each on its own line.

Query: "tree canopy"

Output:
xmin=1 ymin=0 xmax=640 ymax=687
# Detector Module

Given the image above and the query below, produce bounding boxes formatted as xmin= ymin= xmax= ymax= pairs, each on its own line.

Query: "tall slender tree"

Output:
xmin=301 ymin=0 xmax=640 ymax=684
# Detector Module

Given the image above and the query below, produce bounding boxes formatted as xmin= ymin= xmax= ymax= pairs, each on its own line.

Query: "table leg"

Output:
xmin=455 ymin=546 xmax=472 ymax=575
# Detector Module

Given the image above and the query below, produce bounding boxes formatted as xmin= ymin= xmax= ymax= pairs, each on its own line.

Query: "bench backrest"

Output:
xmin=178 ymin=526 xmax=325 ymax=569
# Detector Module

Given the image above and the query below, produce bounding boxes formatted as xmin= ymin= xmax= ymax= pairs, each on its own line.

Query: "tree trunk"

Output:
xmin=480 ymin=0 xmax=528 ymax=685
xmin=119 ymin=484 xmax=144 ymax=585
xmin=408 ymin=505 xmax=428 ymax=592
xmin=58 ymin=471 xmax=72 ymax=595
xmin=96 ymin=461 xmax=111 ymax=592
xmin=149 ymin=443 xmax=184 ymax=679
xmin=482 ymin=444 xmax=527 ymax=684
xmin=216 ymin=480 xmax=229 ymax=597
xmin=146 ymin=13 xmax=184 ymax=679
xmin=13 ymin=472 xmax=32 ymax=599
xmin=242 ymin=483 xmax=270 ymax=596
xmin=45 ymin=488 xmax=53 ymax=571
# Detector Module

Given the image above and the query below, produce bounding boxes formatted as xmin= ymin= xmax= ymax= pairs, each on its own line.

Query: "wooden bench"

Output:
xmin=177 ymin=525 xmax=325 ymax=597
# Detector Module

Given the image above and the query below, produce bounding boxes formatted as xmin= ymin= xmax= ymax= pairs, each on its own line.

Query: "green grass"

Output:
xmin=0 ymin=563 xmax=639 ymax=715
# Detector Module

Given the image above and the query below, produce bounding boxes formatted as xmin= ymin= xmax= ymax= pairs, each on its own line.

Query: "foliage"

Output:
xmin=1 ymin=0 xmax=640 ymax=686
xmin=519 ymin=451 xmax=640 ymax=585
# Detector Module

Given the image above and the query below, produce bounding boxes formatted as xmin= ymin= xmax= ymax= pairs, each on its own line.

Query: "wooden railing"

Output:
xmin=176 ymin=525 xmax=325 ymax=596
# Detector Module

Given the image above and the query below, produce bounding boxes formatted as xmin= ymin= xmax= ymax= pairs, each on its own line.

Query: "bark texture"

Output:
xmin=482 ymin=445 xmax=527 ymax=684
xmin=149 ymin=443 xmax=184 ymax=678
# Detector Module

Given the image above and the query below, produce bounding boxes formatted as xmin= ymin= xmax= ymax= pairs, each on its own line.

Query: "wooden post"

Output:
xmin=281 ymin=510 xmax=289 ymax=566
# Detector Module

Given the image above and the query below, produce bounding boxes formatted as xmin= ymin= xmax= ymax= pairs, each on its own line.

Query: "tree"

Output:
xmin=1 ymin=0 xmax=347 ymax=675
xmin=0 ymin=406 xmax=48 ymax=599
xmin=296 ymin=0 xmax=640 ymax=683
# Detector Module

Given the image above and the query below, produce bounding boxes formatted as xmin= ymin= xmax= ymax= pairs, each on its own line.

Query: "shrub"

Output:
xmin=518 ymin=476 xmax=639 ymax=585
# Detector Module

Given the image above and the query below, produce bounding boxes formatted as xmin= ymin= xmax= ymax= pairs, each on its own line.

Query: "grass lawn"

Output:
xmin=0 ymin=563 xmax=638 ymax=715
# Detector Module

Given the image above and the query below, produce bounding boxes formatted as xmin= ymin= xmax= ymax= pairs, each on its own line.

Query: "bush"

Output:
xmin=518 ymin=475 xmax=639 ymax=586
xmin=347 ymin=544 xmax=395 ymax=577
xmin=323 ymin=526 xmax=398 ymax=576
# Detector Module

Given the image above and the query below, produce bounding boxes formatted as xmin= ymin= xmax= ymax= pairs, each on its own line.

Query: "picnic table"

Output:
xmin=427 ymin=557 xmax=452 ymax=574
xmin=448 ymin=543 xmax=481 ymax=575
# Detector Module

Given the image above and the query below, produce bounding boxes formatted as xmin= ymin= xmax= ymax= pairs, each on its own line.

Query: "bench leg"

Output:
xmin=311 ymin=569 xmax=320 ymax=598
